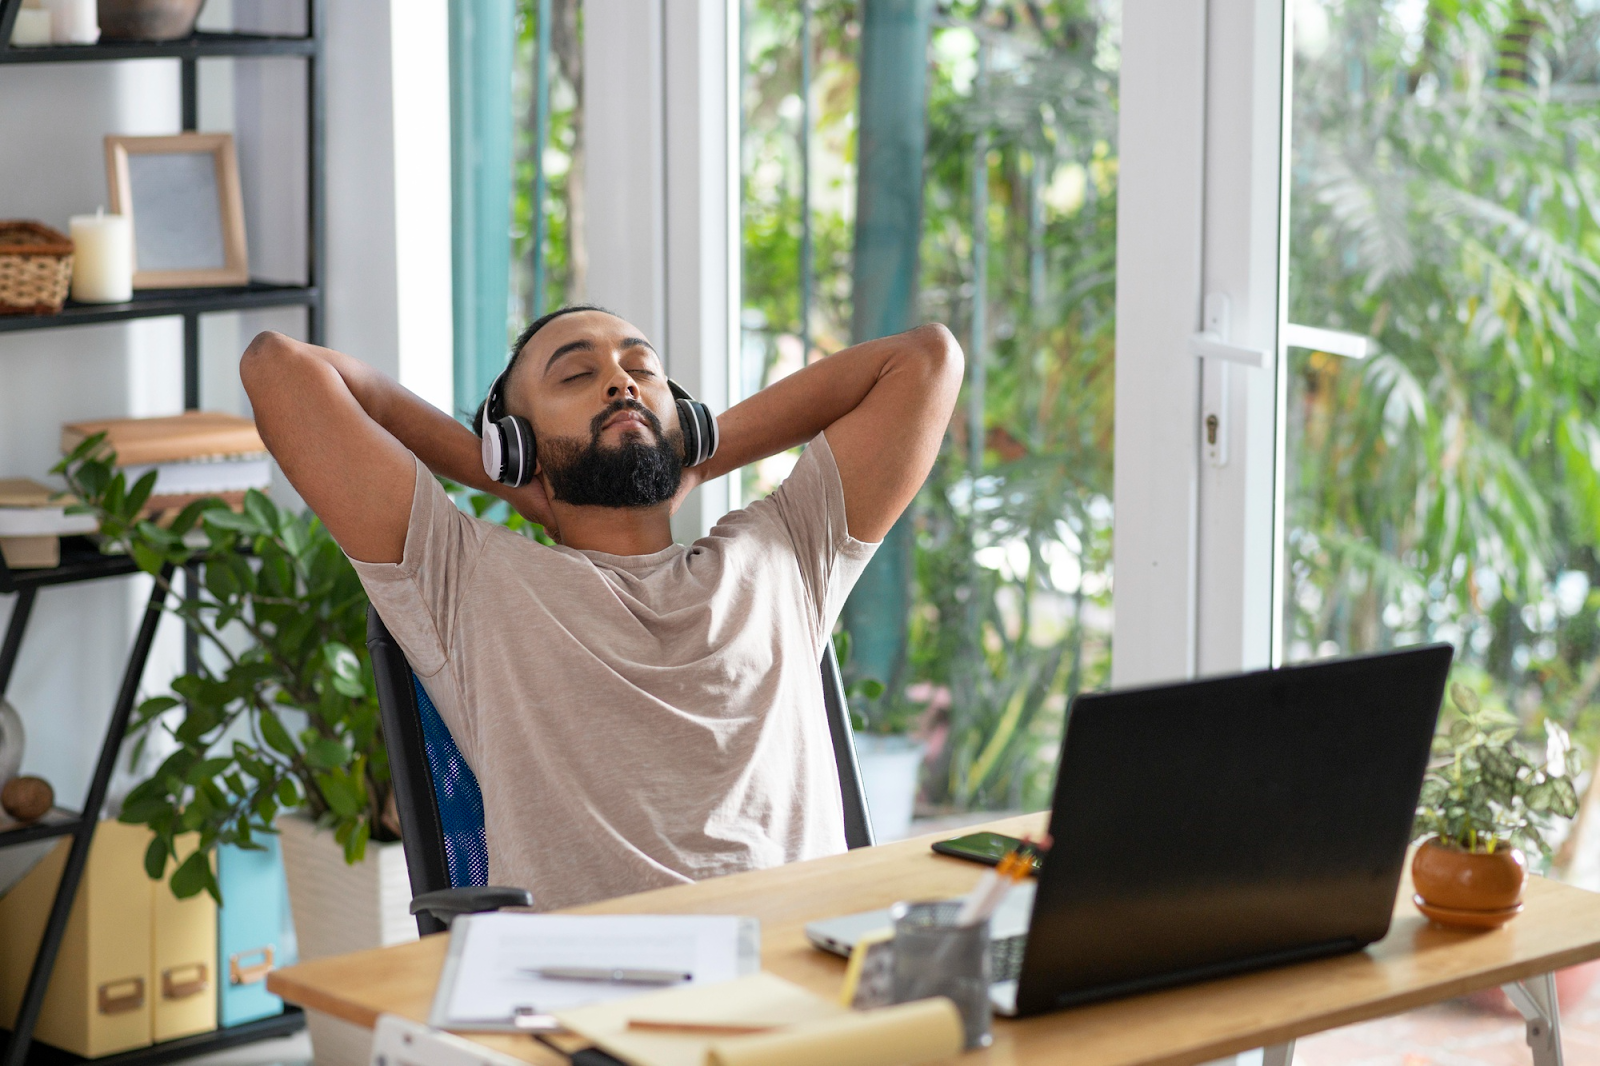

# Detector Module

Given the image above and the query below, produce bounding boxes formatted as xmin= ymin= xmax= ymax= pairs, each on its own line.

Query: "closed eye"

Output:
xmin=629 ymin=368 xmax=656 ymax=378
xmin=562 ymin=371 xmax=592 ymax=383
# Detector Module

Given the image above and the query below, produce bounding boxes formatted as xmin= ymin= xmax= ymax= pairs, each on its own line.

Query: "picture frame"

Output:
xmin=104 ymin=133 xmax=249 ymax=289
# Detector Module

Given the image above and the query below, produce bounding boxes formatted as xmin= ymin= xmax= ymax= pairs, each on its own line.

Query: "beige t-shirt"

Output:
xmin=350 ymin=433 xmax=878 ymax=910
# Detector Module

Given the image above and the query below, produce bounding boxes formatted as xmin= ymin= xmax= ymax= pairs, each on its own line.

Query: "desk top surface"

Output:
xmin=268 ymin=814 xmax=1600 ymax=1066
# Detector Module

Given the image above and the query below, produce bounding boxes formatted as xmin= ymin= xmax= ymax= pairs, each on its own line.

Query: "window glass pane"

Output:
xmin=740 ymin=1 xmax=1119 ymax=827
xmin=1282 ymin=2 xmax=1600 ymax=715
xmin=513 ymin=0 xmax=584 ymax=319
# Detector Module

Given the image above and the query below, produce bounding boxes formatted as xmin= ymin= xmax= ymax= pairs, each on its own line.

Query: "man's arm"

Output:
xmin=689 ymin=324 xmax=963 ymax=542
xmin=239 ymin=331 xmax=555 ymax=564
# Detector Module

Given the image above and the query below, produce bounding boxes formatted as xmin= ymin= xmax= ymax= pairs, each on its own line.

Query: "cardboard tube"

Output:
xmin=704 ymin=997 xmax=964 ymax=1066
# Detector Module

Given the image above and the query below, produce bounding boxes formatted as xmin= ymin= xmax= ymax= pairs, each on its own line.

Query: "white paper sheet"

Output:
xmin=435 ymin=913 xmax=751 ymax=1026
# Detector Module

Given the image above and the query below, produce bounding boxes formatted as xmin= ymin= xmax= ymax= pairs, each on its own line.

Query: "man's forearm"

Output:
xmin=245 ymin=333 xmax=501 ymax=496
xmin=697 ymin=324 xmax=957 ymax=484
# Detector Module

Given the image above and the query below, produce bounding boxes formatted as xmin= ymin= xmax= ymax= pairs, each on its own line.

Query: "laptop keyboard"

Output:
xmin=992 ymin=934 xmax=1026 ymax=982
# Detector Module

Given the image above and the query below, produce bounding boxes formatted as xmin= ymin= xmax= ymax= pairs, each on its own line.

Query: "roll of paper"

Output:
xmin=704 ymin=997 xmax=964 ymax=1066
xmin=69 ymin=212 xmax=133 ymax=303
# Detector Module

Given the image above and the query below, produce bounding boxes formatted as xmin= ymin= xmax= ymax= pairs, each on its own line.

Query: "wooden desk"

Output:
xmin=269 ymin=814 xmax=1600 ymax=1065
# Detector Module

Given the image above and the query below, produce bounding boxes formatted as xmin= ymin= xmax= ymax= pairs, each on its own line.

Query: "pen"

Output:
xmin=523 ymin=966 xmax=692 ymax=985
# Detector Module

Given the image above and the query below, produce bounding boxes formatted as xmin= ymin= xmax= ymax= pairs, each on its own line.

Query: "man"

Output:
xmin=240 ymin=307 xmax=962 ymax=909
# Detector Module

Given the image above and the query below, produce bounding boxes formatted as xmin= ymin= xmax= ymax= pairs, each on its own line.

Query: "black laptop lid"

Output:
xmin=1013 ymin=643 xmax=1453 ymax=1017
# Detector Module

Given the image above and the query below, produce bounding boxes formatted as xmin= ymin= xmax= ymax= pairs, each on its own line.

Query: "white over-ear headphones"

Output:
xmin=479 ymin=371 xmax=719 ymax=488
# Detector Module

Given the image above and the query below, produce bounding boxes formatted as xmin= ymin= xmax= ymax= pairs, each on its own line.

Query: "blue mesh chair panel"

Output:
xmin=411 ymin=673 xmax=490 ymax=889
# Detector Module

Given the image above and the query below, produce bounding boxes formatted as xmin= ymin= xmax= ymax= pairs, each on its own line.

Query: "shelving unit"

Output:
xmin=0 ymin=3 xmax=324 ymax=1064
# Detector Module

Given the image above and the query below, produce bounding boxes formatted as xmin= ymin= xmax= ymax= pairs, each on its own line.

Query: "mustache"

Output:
xmin=589 ymin=399 xmax=664 ymax=441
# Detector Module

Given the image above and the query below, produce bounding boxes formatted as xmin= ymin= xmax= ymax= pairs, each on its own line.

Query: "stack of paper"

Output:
xmin=60 ymin=412 xmax=270 ymax=517
xmin=429 ymin=913 xmax=760 ymax=1033
xmin=0 ymin=478 xmax=97 ymax=570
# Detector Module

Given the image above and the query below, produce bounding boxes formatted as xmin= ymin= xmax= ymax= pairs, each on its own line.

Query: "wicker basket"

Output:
xmin=0 ymin=222 xmax=74 ymax=316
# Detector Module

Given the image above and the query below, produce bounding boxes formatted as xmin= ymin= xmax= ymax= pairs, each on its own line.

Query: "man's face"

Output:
xmin=506 ymin=311 xmax=683 ymax=507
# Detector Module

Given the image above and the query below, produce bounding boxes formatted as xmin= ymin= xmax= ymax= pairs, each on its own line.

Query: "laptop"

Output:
xmin=806 ymin=643 xmax=1453 ymax=1017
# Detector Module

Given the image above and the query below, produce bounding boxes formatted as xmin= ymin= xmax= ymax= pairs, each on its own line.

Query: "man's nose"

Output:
xmin=603 ymin=366 xmax=639 ymax=399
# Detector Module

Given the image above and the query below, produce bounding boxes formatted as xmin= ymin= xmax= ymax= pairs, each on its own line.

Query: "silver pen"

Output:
xmin=523 ymin=966 xmax=691 ymax=986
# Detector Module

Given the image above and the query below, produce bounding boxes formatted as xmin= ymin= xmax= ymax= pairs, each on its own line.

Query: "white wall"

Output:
xmin=0 ymin=1 xmax=452 ymax=814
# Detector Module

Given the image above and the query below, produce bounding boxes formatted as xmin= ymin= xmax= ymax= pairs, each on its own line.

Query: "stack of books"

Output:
xmin=0 ymin=478 xmax=97 ymax=570
xmin=60 ymin=412 xmax=270 ymax=518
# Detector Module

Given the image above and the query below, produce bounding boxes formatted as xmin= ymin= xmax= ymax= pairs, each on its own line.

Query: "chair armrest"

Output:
xmin=410 ymin=886 xmax=534 ymax=924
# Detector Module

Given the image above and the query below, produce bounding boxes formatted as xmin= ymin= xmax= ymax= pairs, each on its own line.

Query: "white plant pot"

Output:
xmin=278 ymin=814 xmax=416 ymax=1066
xmin=854 ymin=734 xmax=925 ymax=843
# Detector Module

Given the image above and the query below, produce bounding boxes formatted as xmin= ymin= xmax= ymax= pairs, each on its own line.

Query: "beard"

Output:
xmin=538 ymin=400 xmax=683 ymax=508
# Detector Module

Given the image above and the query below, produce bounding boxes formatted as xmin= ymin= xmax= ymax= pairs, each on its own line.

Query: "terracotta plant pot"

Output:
xmin=97 ymin=0 xmax=207 ymax=41
xmin=1412 ymin=837 xmax=1527 ymax=928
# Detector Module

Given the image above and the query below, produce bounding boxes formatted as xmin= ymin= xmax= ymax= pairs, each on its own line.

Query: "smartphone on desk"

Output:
xmin=930 ymin=831 xmax=1042 ymax=875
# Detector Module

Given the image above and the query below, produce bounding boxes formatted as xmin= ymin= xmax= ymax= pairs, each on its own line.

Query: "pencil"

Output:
xmin=625 ymin=1019 xmax=780 ymax=1035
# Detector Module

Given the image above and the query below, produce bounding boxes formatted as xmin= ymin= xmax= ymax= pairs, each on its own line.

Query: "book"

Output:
xmin=60 ymin=412 xmax=265 ymax=467
xmin=0 ymin=478 xmax=97 ymax=537
xmin=0 ymin=536 xmax=58 ymax=569
xmin=121 ymin=456 xmax=271 ymax=498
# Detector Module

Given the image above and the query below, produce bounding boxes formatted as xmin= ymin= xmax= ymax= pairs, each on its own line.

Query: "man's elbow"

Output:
xmin=240 ymin=331 xmax=291 ymax=394
xmin=912 ymin=322 xmax=965 ymax=387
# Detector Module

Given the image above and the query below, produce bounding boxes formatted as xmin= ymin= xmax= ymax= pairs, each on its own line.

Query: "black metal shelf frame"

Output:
xmin=0 ymin=3 xmax=325 ymax=1064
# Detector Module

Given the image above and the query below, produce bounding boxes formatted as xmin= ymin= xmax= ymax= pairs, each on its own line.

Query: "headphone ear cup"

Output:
xmin=676 ymin=398 xmax=702 ymax=467
xmin=497 ymin=415 xmax=536 ymax=487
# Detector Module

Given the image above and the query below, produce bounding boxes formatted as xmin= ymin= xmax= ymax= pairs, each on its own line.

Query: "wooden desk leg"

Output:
xmin=1261 ymin=1041 xmax=1295 ymax=1066
xmin=1502 ymin=972 xmax=1563 ymax=1066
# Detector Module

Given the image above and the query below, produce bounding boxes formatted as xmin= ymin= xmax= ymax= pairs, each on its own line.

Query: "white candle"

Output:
xmin=44 ymin=0 xmax=98 ymax=44
xmin=9 ymin=9 xmax=52 ymax=46
xmin=69 ymin=212 xmax=133 ymax=304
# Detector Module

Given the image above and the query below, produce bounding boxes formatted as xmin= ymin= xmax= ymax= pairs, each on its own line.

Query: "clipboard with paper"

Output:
xmin=428 ymin=912 xmax=761 ymax=1032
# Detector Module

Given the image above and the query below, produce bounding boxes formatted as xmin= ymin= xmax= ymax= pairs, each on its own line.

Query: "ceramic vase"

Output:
xmin=855 ymin=734 xmax=925 ymax=842
xmin=1411 ymin=837 xmax=1527 ymax=929
xmin=277 ymin=815 xmax=415 ymax=1066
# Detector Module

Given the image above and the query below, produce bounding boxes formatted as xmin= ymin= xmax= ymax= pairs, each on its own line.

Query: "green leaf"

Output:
xmin=277 ymin=777 xmax=301 ymax=807
xmin=144 ymin=835 xmax=170 ymax=880
xmin=203 ymin=508 xmax=260 ymax=534
xmin=304 ymin=738 xmax=351 ymax=771
xmin=1450 ymin=682 xmax=1481 ymax=717
xmin=315 ymin=771 xmax=362 ymax=818
xmin=125 ymin=468 xmax=158 ymax=517
xmin=258 ymin=710 xmax=299 ymax=757
xmin=244 ymin=489 xmax=279 ymax=534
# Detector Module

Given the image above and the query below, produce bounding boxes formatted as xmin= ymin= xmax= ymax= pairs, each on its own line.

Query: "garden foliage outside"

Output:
xmin=741 ymin=0 xmax=1119 ymax=814
xmin=1284 ymin=0 xmax=1600 ymax=869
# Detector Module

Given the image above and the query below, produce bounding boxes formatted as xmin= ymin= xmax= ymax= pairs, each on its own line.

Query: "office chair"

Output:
xmin=368 ymin=605 xmax=876 ymax=936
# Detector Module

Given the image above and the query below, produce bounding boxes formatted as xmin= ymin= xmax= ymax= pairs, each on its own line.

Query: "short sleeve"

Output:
xmin=754 ymin=432 xmax=880 ymax=644
xmin=348 ymin=456 xmax=488 ymax=678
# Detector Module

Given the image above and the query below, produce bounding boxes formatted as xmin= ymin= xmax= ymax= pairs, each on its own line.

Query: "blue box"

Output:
xmin=216 ymin=836 xmax=296 ymax=1027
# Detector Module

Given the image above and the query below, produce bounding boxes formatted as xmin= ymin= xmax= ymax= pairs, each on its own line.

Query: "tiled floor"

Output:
xmin=1290 ymin=966 xmax=1600 ymax=1065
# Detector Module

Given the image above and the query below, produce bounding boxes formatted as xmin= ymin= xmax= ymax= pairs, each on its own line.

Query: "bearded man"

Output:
xmin=240 ymin=306 xmax=962 ymax=909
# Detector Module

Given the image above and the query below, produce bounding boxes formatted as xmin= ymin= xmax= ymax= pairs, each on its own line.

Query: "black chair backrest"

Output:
xmin=368 ymin=607 xmax=877 ymax=911
xmin=368 ymin=608 xmax=454 ymax=906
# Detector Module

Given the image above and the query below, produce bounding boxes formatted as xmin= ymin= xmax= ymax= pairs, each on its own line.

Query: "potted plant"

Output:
xmin=1411 ymin=682 xmax=1580 ymax=929
xmin=57 ymin=438 xmax=415 ymax=1066
xmin=834 ymin=631 xmax=927 ymax=841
